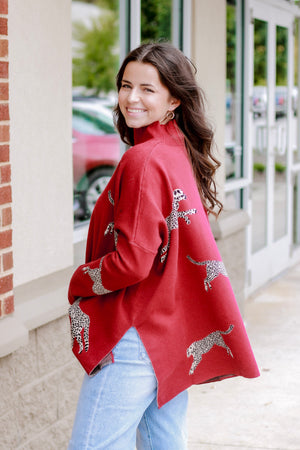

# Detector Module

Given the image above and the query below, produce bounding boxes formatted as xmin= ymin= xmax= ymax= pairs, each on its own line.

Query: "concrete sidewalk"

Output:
xmin=187 ymin=263 xmax=300 ymax=450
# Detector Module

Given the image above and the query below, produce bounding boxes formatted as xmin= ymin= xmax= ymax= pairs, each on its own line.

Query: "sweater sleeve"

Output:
xmin=68 ymin=145 xmax=166 ymax=304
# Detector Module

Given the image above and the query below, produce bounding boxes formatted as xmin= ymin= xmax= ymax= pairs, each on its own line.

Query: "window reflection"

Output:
xmin=293 ymin=173 xmax=300 ymax=245
xmin=225 ymin=0 xmax=243 ymax=182
xmin=141 ymin=0 xmax=172 ymax=42
xmin=273 ymin=25 xmax=288 ymax=242
xmin=293 ymin=19 xmax=300 ymax=163
xmin=252 ymin=18 xmax=268 ymax=253
xmin=72 ymin=0 xmax=120 ymax=225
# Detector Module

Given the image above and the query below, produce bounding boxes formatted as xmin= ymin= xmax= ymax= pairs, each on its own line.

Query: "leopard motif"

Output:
xmin=69 ymin=298 xmax=90 ymax=354
xmin=187 ymin=325 xmax=234 ymax=375
xmin=104 ymin=191 xmax=118 ymax=248
xmin=82 ymin=257 xmax=112 ymax=295
xmin=187 ymin=255 xmax=228 ymax=291
xmin=160 ymin=189 xmax=197 ymax=262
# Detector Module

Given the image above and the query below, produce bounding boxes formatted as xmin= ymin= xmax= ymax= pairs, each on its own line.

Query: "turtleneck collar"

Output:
xmin=133 ymin=120 xmax=184 ymax=147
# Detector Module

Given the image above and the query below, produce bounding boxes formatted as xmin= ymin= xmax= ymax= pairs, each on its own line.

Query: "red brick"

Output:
xmin=0 ymin=125 xmax=9 ymax=142
xmin=3 ymin=295 xmax=14 ymax=315
xmin=0 ymin=229 xmax=12 ymax=249
xmin=0 ymin=144 xmax=9 ymax=162
xmin=0 ymin=164 xmax=10 ymax=183
xmin=0 ymin=274 xmax=12 ymax=294
xmin=0 ymin=104 xmax=9 ymax=121
xmin=2 ymin=206 xmax=11 ymax=226
xmin=0 ymin=0 xmax=8 ymax=15
xmin=2 ymin=251 xmax=13 ymax=271
xmin=0 ymin=83 xmax=8 ymax=101
xmin=0 ymin=185 xmax=11 ymax=204
xmin=0 ymin=18 xmax=7 ymax=35
xmin=0 ymin=61 xmax=8 ymax=78
xmin=0 ymin=40 xmax=8 ymax=58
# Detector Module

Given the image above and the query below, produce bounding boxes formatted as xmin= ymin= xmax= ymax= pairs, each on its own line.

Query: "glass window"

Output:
xmin=141 ymin=0 xmax=183 ymax=48
xmin=274 ymin=25 xmax=288 ymax=242
xmin=141 ymin=0 xmax=172 ymax=42
xmin=225 ymin=0 xmax=243 ymax=183
xmin=293 ymin=18 xmax=300 ymax=248
xmin=225 ymin=189 xmax=245 ymax=210
xmin=72 ymin=0 xmax=120 ymax=225
xmin=251 ymin=17 xmax=268 ymax=253
xmin=293 ymin=173 xmax=300 ymax=245
xmin=71 ymin=0 xmax=185 ymax=226
xmin=293 ymin=19 xmax=300 ymax=164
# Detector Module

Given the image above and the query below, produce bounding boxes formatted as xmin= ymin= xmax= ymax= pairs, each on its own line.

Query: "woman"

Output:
xmin=68 ymin=42 xmax=259 ymax=449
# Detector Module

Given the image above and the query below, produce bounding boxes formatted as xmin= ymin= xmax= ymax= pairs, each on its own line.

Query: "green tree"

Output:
xmin=141 ymin=0 xmax=172 ymax=42
xmin=72 ymin=1 xmax=118 ymax=94
xmin=254 ymin=19 xmax=267 ymax=86
xmin=72 ymin=0 xmax=173 ymax=94
xmin=226 ymin=3 xmax=236 ymax=92
xmin=276 ymin=25 xmax=288 ymax=86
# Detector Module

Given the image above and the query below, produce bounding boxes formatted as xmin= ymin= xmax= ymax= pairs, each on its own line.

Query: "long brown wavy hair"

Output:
xmin=114 ymin=42 xmax=222 ymax=216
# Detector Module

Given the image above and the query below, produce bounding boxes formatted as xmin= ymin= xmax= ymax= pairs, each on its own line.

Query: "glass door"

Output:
xmin=248 ymin=1 xmax=294 ymax=291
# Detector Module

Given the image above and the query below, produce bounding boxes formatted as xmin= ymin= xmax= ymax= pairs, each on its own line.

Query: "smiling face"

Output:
xmin=118 ymin=61 xmax=180 ymax=129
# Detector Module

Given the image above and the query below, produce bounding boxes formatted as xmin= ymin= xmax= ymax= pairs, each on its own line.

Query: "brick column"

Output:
xmin=0 ymin=0 xmax=13 ymax=318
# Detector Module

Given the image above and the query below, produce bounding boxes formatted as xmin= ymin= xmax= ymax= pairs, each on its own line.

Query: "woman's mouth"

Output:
xmin=127 ymin=108 xmax=146 ymax=114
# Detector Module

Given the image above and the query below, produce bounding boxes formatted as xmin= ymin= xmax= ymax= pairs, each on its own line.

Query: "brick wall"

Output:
xmin=0 ymin=0 xmax=13 ymax=318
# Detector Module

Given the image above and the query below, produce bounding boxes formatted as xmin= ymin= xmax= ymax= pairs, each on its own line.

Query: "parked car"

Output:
xmin=275 ymin=86 xmax=287 ymax=118
xmin=72 ymin=99 xmax=120 ymax=222
xmin=252 ymin=86 xmax=267 ymax=117
xmin=252 ymin=85 xmax=297 ymax=118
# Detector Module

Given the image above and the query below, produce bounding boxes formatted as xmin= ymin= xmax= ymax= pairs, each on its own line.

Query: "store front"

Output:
xmin=71 ymin=0 xmax=300 ymax=293
xmin=226 ymin=0 xmax=300 ymax=293
xmin=246 ymin=0 xmax=300 ymax=292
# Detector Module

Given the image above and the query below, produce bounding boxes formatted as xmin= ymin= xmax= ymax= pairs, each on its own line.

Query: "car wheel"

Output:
xmin=85 ymin=167 xmax=115 ymax=217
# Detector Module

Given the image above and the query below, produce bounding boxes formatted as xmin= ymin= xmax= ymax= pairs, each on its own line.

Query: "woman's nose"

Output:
xmin=128 ymin=88 xmax=139 ymax=102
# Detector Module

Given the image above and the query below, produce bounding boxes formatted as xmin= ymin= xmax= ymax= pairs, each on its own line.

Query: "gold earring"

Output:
xmin=160 ymin=111 xmax=175 ymax=125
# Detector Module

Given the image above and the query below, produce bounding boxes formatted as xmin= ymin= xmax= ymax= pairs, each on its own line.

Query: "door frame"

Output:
xmin=245 ymin=0 xmax=295 ymax=294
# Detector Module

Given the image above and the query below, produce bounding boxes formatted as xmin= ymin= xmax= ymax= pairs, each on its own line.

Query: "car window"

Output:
xmin=72 ymin=108 xmax=116 ymax=135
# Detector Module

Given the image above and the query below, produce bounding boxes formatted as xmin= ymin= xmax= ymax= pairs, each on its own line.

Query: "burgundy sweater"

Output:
xmin=68 ymin=120 xmax=259 ymax=407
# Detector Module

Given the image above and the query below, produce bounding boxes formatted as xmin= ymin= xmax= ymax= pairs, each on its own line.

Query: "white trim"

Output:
xmin=183 ymin=0 xmax=192 ymax=57
xmin=246 ymin=0 xmax=298 ymax=294
xmin=130 ymin=0 xmax=141 ymax=50
xmin=292 ymin=162 xmax=300 ymax=172
xmin=0 ymin=266 xmax=74 ymax=357
xmin=13 ymin=267 xmax=74 ymax=331
xmin=119 ymin=0 xmax=128 ymax=63
xmin=73 ymin=223 xmax=89 ymax=244
xmin=253 ymin=0 xmax=300 ymax=15
xmin=225 ymin=177 xmax=251 ymax=193
xmin=172 ymin=0 xmax=181 ymax=48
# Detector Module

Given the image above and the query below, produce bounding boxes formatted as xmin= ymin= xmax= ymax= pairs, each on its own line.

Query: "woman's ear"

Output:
xmin=169 ymin=98 xmax=181 ymax=111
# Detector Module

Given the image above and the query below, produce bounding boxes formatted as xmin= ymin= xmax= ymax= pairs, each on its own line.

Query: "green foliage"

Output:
xmin=276 ymin=26 xmax=288 ymax=86
xmin=253 ymin=162 xmax=266 ymax=173
xmin=141 ymin=0 xmax=172 ymax=42
xmin=254 ymin=19 xmax=267 ymax=86
xmin=294 ymin=19 xmax=298 ymax=85
xmin=253 ymin=20 xmax=288 ymax=86
xmin=253 ymin=162 xmax=286 ymax=173
xmin=275 ymin=162 xmax=286 ymax=173
xmin=72 ymin=2 xmax=118 ymax=95
xmin=72 ymin=0 xmax=173 ymax=94
xmin=226 ymin=4 xmax=236 ymax=92
xmin=97 ymin=0 xmax=118 ymax=10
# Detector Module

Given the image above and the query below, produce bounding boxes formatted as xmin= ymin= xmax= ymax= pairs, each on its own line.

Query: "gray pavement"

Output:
xmin=187 ymin=263 xmax=300 ymax=450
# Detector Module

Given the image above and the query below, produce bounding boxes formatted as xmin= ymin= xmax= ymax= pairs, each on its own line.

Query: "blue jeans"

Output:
xmin=68 ymin=327 xmax=188 ymax=449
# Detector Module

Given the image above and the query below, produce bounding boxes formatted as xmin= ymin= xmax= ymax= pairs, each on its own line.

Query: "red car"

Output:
xmin=72 ymin=100 xmax=121 ymax=222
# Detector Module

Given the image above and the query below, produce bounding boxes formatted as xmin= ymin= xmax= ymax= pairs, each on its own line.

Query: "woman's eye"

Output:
xmin=121 ymin=83 xmax=131 ymax=89
xmin=144 ymin=88 xmax=154 ymax=93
